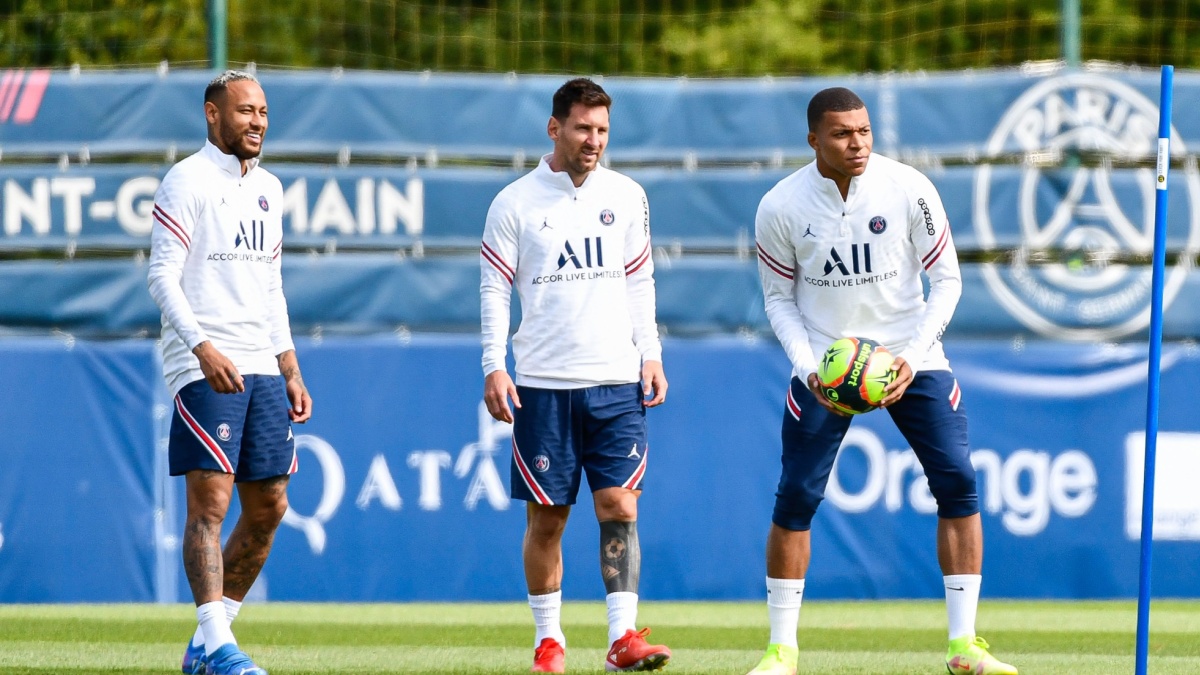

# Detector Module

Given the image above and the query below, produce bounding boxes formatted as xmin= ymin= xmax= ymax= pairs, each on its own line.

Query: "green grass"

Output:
xmin=0 ymin=601 xmax=1198 ymax=673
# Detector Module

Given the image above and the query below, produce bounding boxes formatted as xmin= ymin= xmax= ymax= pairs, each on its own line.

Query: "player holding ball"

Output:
xmin=748 ymin=87 xmax=1017 ymax=675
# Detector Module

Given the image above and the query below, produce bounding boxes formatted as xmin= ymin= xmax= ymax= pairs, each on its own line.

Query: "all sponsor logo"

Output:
xmin=973 ymin=73 xmax=1200 ymax=340
xmin=235 ymin=220 xmax=266 ymax=251
xmin=557 ymin=237 xmax=603 ymax=270
xmin=824 ymin=243 xmax=872 ymax=276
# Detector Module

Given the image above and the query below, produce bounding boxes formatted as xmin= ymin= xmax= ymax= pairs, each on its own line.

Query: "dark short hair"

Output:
xmin=552 ymin=78 xmax=612 ymax=120
xmin=807 ymin=87 xmax=866 ymax=132
xmin=204 ymin=69 xmax=259 ymax=104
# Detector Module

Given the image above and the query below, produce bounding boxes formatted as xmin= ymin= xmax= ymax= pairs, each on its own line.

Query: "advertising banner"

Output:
xmin=3 ymin=336 xmax=1197 ymax=601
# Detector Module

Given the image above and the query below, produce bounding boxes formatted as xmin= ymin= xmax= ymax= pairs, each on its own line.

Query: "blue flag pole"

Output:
xmin=1134 ymin=63 xmax=1173 ymax=675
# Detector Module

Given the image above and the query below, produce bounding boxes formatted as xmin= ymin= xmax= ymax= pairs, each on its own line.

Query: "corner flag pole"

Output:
xmin=1134 ymin=63 xmax=1173 ymax=675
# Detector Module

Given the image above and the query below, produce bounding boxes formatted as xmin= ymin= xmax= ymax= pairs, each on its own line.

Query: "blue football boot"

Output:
xmin=182 ymin=638 xmax=207 ymax=674
xmin=205 ymin=644 xmax=268 ymax=675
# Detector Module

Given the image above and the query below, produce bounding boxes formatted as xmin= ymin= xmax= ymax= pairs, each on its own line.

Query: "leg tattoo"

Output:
xmin=599 ymin=520 xmax=641 ymax=594
xmin=183 ymin=514 xmax=225 ymax=603
xmin=223 ymin=475 xmax=289 ymax=599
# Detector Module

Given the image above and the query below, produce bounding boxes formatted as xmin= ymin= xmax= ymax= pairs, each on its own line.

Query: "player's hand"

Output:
xmin=806 ymin=373 xmax=850 ymax=417
xmin=484 ymin=370 xmax=520 ymax=423
xmin=879 ymin=357 xmax=913 ymax=407
xmin=641 ymin=360 xmax=668 ymax=408
xmin=193 ymin=341 xmax=245 ymax=394
xmin=286 ymin=378 xmax=313 ymax=423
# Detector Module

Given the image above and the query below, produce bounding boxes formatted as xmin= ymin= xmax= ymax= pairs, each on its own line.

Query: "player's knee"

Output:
xmin=928 ymin=464 xmax=979 ymax=519
xmin=526 ymin=506 xmax=569 ymax=542
xmin=772 ymin=490 xmax=822 ymax=531
xmin=242 ymin=492 xmax=289 ymax=530
xmin=593 ymin=488 xmax=637 ymax=521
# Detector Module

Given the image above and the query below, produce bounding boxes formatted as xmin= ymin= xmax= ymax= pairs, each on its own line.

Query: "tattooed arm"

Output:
xmin=277 ymin=349 xmax=312 ymax=423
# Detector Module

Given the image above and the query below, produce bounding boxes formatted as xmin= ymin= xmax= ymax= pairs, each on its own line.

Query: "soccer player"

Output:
xmin=747 ymin=87 xmax=1018 ymax=675
xmin=147 ymin=70 xmax=312 ymax=675
xmin=480 ymin=78 xmax=671 ymax=673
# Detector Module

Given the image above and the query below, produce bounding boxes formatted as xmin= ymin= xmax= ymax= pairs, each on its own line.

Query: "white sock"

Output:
xmin=197 ymin=600 xmax=236 ymax=657
xmin=224 ymin=596 xmax=243 ymax=623
xmin=191 ymin=596 xmax=243 ymax=648
xmin=767 ymin=577 xmax=805 ymax=648
xmin=944 ymin=574 xmax=982 ymax=641
xmin=529 ymin=591 xmax=566 ymax=648
xmin=606 ymin=591 xmax=639 ymax=648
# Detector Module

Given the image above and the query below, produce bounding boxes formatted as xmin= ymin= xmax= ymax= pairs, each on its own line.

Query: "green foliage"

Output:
xmin=2 ymin=0 xmax=1200 ymax=74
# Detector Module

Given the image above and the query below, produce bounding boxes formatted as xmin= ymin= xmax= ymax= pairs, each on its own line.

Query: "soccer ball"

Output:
xmin=816 ymin=337 xmax=896 ymax=415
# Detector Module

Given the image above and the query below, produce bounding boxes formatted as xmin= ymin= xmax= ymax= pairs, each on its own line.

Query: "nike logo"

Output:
xmin=947 ymin=586 xmax=965 ymax=591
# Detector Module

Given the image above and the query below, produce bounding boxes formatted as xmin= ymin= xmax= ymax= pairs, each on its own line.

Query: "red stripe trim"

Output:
xmin=0 ymin=70 xmax=22 ymax=122
xmin=758 ymin=251 xmax=794 ymax=280
xmin=622 ymin=450 xmax=648 ymax=490
xmin=154 ymin=205 xmax=191 ymax=246
xmin=625 ymin=249 xmax=650 ymax=276
xmin=922 ymin=228 xmax=948 ymax=264
xmin=153 ymin=212 xmax=190 ymax=249
xmin=174 ymin=396 xmax=234 ymax=473
xmin=512 ymin=438 xmax=553 ymax=505
xmin=923 ymin=237 xmax=948 ymax=270
xmin=288 ymin=447 xmax=298 ymax=474
xmin=480 ymin=242 xmax=513 ymax=275
xmin=12 ymin=69 xmax=49 ymax=124
xmin=481 ymin=248 xmax=513 ymax=284
xmin=949 ymin=381 xmax=961 ymax=411
xmin=154 ymin=204 xmax=186 ymax=234
xmin=756 ymin=243 xmax=794 ymax=272
xmin=624 ymin=242 xmax=651 ymax=271
xmin=786 ymin=388 xmax=802 ymax=420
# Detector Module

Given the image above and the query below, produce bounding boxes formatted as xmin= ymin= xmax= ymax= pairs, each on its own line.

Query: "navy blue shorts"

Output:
xmin=169 ymin=374 xmax=297 ymax=482
xmin=510 ymin=383 xmax=648 ymax=506
xmin=773 ymin=370 xmax=978 ymax=530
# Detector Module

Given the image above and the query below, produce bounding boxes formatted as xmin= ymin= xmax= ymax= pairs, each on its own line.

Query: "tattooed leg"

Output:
xmin=222 ymin=474 xmax=290 ymax=601
xmin=599 ymin=520 xmax=641 ymax=594
xmin=183 ymin=470 xmax=236 ymax=606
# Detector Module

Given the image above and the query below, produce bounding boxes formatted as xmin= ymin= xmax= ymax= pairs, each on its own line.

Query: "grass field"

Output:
xmin=0 ymin=601 xmax=1198 ymax=674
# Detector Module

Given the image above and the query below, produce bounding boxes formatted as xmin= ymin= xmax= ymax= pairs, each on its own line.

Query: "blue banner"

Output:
xmin=4 ymin=68 xmax=1200 ymax=161
xmin=0 ymin=338 xmax=158 ymax=602
xmin=2 ymin=336 xmax=1199 ymax=601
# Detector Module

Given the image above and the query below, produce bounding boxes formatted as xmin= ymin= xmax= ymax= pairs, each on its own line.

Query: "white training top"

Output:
xmin=147 ymin=141 xmax=294 ymax=398
xmin=480 ymin=155 xmax=662 ymax=389
xmin=755 ymin=153 xmax=962 ymax=381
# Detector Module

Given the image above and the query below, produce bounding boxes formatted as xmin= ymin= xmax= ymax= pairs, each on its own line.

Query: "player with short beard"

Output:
xmin=747 ymin=87 xmax=1018 ymax=675
xmin=480 ymin=78 xmax=671 ymax=673
xmin=148 ymin=70 xmax=312 ymax=675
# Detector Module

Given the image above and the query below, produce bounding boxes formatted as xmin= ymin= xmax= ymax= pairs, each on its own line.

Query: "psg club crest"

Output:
xmin=216 ymin=423 xmax=232 ymax=442
xmin=258 ymin=195 xmax=269 ymax=212
xmin=533 ymin=455 xmax=551 ymax=472
xmin=868 ymin=216 xmax=887 ymax=234
xmin=599 ymin=209 xmax=615 ymax=225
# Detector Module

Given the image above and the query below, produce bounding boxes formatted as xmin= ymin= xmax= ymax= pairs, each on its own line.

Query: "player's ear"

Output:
xmin=204 ymin=100 xmax=220 ymax=126
xmin=807 ymin=131 xmax=818 ymax=152
xmin=547 ymin=116 xmax=560 ymax=142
